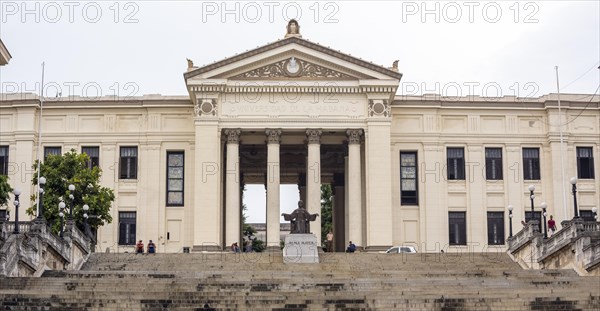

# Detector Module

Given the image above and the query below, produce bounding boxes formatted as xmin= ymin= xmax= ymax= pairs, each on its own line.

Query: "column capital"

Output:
xmin=306 ymin=129 xmax=322 ymax=144
xmin=346 ymin=129 xmax=363 ymax=145
xmin=224 ymin=129 xmax=241 ymax=144
xmin=265 ymin=129 xmax=282 ymax=144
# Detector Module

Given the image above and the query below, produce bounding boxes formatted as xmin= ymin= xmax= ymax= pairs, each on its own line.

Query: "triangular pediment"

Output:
xmin=184 ymin=37 xmax=402 ymax=82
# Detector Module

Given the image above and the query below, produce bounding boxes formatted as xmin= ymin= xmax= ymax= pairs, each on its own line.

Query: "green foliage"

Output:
xmin=251 ymin=239 xmax=265 ymax=252
xmin=320 ymin=184 xmax=333 ymax=244
xmin=27 ymin=150 xmax=115 ymax=234
xmin=0 ymin=175 xmax=13 ymax=208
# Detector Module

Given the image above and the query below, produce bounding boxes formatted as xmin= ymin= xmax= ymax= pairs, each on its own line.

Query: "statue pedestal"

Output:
xmin=283 ymin=234 xmax=319 ymax=264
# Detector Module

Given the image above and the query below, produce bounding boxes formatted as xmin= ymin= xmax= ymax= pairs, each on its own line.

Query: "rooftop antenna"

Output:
xmin=35 ymin=62 xmax=45 ymax=217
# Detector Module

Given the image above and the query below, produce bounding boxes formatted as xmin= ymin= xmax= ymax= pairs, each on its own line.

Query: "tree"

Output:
xmin=27 ymin=150 xmax=115 ymax=234
xmin=321 ymin=184 xmax=333 ymax=245
xmin=0 ymin=174 xmax=13 ymax=210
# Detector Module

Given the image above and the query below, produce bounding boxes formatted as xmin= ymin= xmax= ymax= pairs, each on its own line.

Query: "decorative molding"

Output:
xmin=368 ymin=99 xmax=390 ymax=117
xmin=306 ymin=129 xmax=322 ymax=144
xmin=346 ymin=129 xmax=363 ymax=144
xmin=231 ymin=58 xmax=355 ymax=80
xmin=194 ymin=99 xmax=218 ymax=117
xmin=265 ymin=129 xmax=282 ymax=144
xmin=224 ymin=129 xmax=241 ymax=144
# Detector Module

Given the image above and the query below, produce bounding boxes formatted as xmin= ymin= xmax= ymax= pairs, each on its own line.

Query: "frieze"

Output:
xmin=194 ymin=99 xmax=218 ymax=117
xmin=368 ymin=99 xmax=390 ymax=117
xmin=224 ymin=129 xmax=241 ymax=144
xmin=265 ymin=129 xmax=282 ymax=144
xmin=231 ymin=58 xmax=355 ymax=79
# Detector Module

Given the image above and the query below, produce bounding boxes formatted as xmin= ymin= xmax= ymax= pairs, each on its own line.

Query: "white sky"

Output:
xmin=1 ymin=1 xmax=599 ymax=222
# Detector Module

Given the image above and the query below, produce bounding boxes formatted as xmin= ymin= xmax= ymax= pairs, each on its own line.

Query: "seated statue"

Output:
xmin=282 ymin=200 xmax=318 ymax=234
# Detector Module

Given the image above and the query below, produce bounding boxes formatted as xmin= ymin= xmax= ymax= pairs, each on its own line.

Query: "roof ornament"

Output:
xmin=391 ymin=60 xmax=399 ymax=72
xmin=285 ymin=19 xmax=302 ymax=38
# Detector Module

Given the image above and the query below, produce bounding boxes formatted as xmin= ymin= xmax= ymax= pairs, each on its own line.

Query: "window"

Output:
xmin=487 ymin=212 xmax=505 ymax=245
xmin=82 ymin=146 xmax=100 ymax=169
xmin=485 ymin=148 xmax=503 ymax=180
xmin=167 ymin=151 xmax=184 ymax=206
xmin=447 ymin=148 xmax=465 ymax=180
xmin=577 ymin=147 xmax=595 ymax=179
xmin=523 ymin=148 xmax=540 ymax=180
xmin=44 ymin=146 xmax=61 ymax=160
xmin=119 ymin=147 xmax=138 ymax=179
xmin=400 ymin=152 xmax=418 ymax=205
xmin=0 ymin=210 xmax=7 ymax=221
xmin=448 ymin=212 xmax=467 ymax=245
xmin=118 ymin=212 xmax=136 ymax=245
xmin=580 ymin=210 xmax=595 ymax=222
xmin=525 ymin=211 xmax=542 ymax=232
xmin=0 ymin=146 xmax=8 ymax=175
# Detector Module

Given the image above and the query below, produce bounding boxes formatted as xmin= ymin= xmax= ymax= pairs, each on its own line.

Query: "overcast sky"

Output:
xmin=1 ymin=1 xmax=599 ymax=222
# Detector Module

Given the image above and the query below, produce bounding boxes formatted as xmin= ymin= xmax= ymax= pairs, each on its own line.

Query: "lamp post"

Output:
xmin=540 ymin=202 xmax=548 ymax=239
xmin=83 ymin=204 xmax=90 ymax=237
xmin=508 ymin=204 xmax=513 ymax=238
xmin=528 ymin=185 xmax=535 ymax=215
xmin=67 ymin=184 xmax=75 ymax=219
xmin=592 ymin=207 xmax=598 ymax=222
xmin=570 ymin=177 xmax=579 ymax=219
xmin=37 ymin=176 xmax=46 ymax=219
xmin=58 ymin=201 xmax=66 ymax=237
xmin=13 ymin=189 xmax=21 ymax=234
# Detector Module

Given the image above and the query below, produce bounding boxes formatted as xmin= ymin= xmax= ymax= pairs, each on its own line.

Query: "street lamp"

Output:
xmin=540 ymin=202 xmax=548 ymax=239
xmin=13 ymin=189 xmax=21 ymax=234
xmin=67 ymin=184 xmax=75 ymax=219
xmin=37 ymin=176 xmax=46 ymax=219
xmin=528 ymin=185 xmax=536 ymax=215
xmin=58 ymin=201 xmax=66 ymax=237
xmin=592 ymin=207 xmax=598 ymax=221
xmin=83 ymin=204 xmax=90 ymax=236
xmin=570 ymin=177 xmax=579 ymax=219
xmin=508 ymin=204 xmax=513 ymax=238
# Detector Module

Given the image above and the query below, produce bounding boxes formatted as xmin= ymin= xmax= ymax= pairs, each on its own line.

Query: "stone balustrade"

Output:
xmin=0 ymin=218 xmax=92 ymax=277
xmin=507 ymin=218 xmax=600 ymax=276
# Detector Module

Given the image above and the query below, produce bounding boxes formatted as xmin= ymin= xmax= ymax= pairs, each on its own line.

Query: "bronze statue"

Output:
xmin=282 ymin=200 xmax=318 ymax=234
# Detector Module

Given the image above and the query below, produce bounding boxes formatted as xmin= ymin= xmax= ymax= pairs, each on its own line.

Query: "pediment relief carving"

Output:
xmin=230 ymin=57 xmax=356 ymax=80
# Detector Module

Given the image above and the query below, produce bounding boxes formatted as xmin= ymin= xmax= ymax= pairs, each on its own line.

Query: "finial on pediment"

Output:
xmin=391 ymin=60 xmax=399 ymax=72
xmin=186 ymin=58 xmax=196 ymax=71
xmin=285 ymin=19 xmax=302 ymax=38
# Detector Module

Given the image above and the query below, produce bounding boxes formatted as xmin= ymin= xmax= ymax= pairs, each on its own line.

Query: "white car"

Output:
xmin=383 ymin=246 xmax=418 ymax=254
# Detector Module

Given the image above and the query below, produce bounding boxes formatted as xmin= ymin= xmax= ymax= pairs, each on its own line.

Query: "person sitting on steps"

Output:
xmin=346 ymin=241 xmax=356 ymax=253
xmin=147 ymin=240 xmax=156 ymax=254
xmin=136 ymin=240 xmax=144 ymax=254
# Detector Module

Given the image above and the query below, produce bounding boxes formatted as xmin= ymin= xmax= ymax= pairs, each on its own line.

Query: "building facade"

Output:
xmin=1 ymin=23 xmax=598 ymax=253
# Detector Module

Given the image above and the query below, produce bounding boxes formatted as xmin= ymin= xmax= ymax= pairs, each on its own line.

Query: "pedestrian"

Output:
xmin=147 ymin=240 xmax=156 ymax=254
xmin=326 ymin=231 xmax=334 ymax=252
xmin=231 ymin=242 xmax=240 ymax=253
xmin=548 ymin=215 xmax=557 ymax=236
xmin=346 ymin=241 xmax=356 ymax=253
xmin=136 ymin=240 xmax=144 ymax=254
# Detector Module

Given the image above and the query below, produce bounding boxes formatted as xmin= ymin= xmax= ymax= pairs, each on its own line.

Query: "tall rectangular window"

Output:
xmin=447 ymin=148 xmax=465 ymax=180
xmin=449 ymin=212 xmax=467 ymax=245
xmin=577 ymin=147 xmax=595 ymax=179
xmin=118 ymin=212 xmax=136 ymax=245
xmin=0 ymin=146 xmax=8 ymax=175
xmin=523 ymin=148 xmax=540 ymax=180
xmin=82 ymin=146 xmax=100 ymax=169
xmin=167 ymin=151 xmax=184 ymax=206
xmin=485 ymin=148 xmax=503 ymax=180
xmin=579 ymin=210 xmax=595 ymax=222
xmin=119 ymin=147 xmax=138 ymax=179
xmin=44 ymin=146 xmax=61 ymax=160
xmin=400 ymin=152 xmax=418 ymax=205
xmin=487 ymin=212 xmax=505 ymax=245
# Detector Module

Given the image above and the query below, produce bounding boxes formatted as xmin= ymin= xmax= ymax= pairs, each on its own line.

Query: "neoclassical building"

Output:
xmin=1 ymin=23 xmax=598 ymax=253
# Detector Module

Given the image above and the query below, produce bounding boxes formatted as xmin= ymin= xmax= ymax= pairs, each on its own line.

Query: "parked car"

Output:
xmin=383 ymin=246 xmax=417 ymax=254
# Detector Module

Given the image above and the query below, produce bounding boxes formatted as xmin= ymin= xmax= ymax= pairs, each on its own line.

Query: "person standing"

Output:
xmin=548 ymin=215 xmax=557 ymax=236
xmin=326 ymin=231 xmax=334 ymax=252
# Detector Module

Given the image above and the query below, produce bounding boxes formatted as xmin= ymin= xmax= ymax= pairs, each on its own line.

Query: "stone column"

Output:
xmin=347 ymin=129 xmax=363 ymax=247
xmin=298 ymin=173 xmax=306 ymax=203
xmin=333 ymin=173 xmax=345 ymax=252
xmin=265 ymin=129 xmax=281 ymax=249
xmin=225 ymin=129 xmax=241 ymax=248
xmin=306 ymin=129 xmax=322 ymax=245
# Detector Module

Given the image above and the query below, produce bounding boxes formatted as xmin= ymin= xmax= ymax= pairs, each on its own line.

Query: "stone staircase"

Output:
xmin=0 ymin=252 xmax=599 ymax=310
